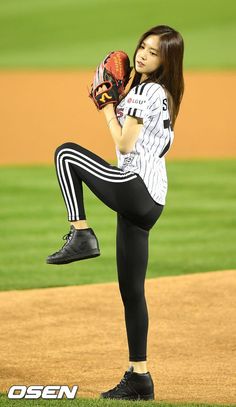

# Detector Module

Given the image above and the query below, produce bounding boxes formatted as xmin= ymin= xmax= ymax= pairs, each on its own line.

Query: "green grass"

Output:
xmin=0 ymin=395 xmax=235 ymax=407
xmin=0 ymin=159 xmax=236 ymax=291
xmin=0 ymin=0 xmax=235 ymax=69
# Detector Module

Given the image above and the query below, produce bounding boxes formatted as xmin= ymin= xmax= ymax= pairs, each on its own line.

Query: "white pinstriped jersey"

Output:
xmin=115 ymin=82 xmax=174 ymax=205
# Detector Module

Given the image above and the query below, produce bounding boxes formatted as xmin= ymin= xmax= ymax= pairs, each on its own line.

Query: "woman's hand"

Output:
xmin=95 ymin=84 xmax=108 ymax=96
xmin=95 ymin=85 xmax=117 ymax=113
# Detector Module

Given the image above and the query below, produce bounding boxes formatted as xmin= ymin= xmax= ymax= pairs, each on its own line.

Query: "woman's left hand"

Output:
xmin=95 ymin=84 xmax=107 ymax=96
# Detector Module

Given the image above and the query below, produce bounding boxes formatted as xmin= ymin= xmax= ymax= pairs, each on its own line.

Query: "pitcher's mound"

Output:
xmin=0 ymin=270 xmax=235 ymax=404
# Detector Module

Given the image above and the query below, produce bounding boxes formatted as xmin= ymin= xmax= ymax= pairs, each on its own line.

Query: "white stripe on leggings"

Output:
xmin=58 ymin=148 xmax=133 ymax=174
xmin=56 ymin=148 xmax=137 ymax=220
xmin=65 ymin=160 xmax=80 ymax=219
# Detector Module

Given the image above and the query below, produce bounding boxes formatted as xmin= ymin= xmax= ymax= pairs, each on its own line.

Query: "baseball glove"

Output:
xmin=89 ymin=51 xmax=131 ymax=110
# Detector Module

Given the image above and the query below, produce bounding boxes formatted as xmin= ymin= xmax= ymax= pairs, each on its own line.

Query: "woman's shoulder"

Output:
xmin=129 ymin=82 xmax=164 ymax=98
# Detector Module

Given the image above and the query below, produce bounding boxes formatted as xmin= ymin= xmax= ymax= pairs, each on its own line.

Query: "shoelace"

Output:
xmin=115 ymin=371 xmax=131 ymax=390
xmin=51 ymin=228 xmax=74 ymax=256
xmin=61 ymin=229 xmax=73 ymax=247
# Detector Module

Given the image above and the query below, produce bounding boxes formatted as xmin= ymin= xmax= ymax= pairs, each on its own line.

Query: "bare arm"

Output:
xmin=102 ymin=103 xmax=143 ymax=154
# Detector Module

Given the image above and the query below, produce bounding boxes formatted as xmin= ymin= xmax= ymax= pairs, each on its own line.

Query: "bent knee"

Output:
xmin=54 ymin=142 xmax=80 ymax=158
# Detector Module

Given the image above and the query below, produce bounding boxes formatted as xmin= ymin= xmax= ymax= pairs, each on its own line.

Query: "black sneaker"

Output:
xmin=46 ymin=226 xmax=100 ymax=264
xmin=100 ymin=366 xmax=154 ymax=401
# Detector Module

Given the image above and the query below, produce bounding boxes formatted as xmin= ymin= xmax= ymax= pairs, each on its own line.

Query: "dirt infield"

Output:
xmin=0 ymin=71 xmax=236 ymax=164
xmin=0 ymin=270 xmax=235 ymax=404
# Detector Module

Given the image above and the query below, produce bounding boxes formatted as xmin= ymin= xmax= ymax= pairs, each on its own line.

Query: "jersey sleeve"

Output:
xmin=123 ymin=83 xmax=161 ymax=121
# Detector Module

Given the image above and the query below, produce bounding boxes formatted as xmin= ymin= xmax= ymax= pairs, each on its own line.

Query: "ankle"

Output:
xmin=70 ymin=220 xmax=89 ymax=230
xmin=129 ymin=361 xmax=148 ymax=374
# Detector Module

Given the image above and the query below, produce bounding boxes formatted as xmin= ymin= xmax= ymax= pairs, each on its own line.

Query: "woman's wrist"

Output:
xmin=107 ymin=116 xmax=117 ymax=127
xmin=102 ymin=102 xmax=122 ymax=147
xmin=102 ymin=103 xmax=115 ymax=114
xmin=102 ymin=103 xmax=118 ymax=125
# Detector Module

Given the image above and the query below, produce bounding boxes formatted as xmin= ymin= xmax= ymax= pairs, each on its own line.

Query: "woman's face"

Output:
xmin=135 ymin=35 xmax=161 ymax=80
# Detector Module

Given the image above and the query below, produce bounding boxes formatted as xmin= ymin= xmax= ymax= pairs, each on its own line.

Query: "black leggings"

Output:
xmin=55 ymin=142 xmax=164 ymax=361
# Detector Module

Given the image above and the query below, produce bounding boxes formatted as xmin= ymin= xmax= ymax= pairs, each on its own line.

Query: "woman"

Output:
xmin=47 ymin=25 xmax=184 ymax=400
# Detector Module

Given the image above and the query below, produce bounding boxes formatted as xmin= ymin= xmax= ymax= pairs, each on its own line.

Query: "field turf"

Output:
xmin=0 ymin=159 xmax=235 ymax=291
xmin=0 ymin=394 xmax=235 ymax=407
xmin=0 ymin=0 xmax=235 ymax=69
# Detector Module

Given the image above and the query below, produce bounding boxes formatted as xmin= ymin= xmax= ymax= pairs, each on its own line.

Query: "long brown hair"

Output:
xmin=133 ymin=25 xmax=184 ymax=127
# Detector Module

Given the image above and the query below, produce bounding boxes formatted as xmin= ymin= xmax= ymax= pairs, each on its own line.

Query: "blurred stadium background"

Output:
xmin=0 ymin=0 xmax=235 ymax=69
